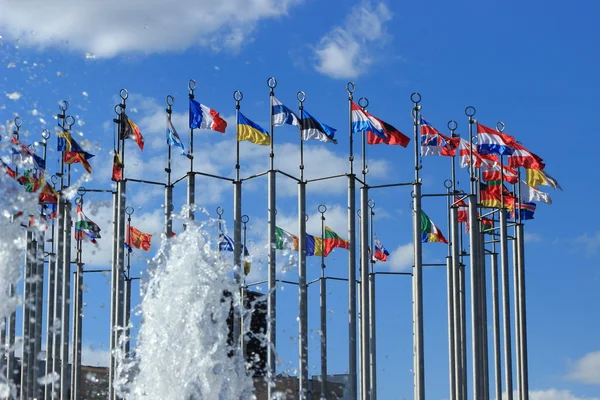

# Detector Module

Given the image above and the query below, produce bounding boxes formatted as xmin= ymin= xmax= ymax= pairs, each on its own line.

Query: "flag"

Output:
xmin=121 ymin=114 xmax=145 ymax=151
xmin=64 ymin=151 xmax=93 ymax=173
xmin=350 ymin=102 xmax=409 ymax=147
xmin=480 ymin=181 xmax=516 ymax=209
xmin=11 ymin=137 xmax=45 ymax=170
xmin=74 ymin=205 xmax=101 ymax=243
xmin=39 ymin=182 xmax=58 ymax=204
xmin=112 ymin=152 xmax=123 ymax=181
xmin=272 ymin=97 xmax=300 ymax=127
xmin=1 ymin=159 xmax=16 ymax=178
xmin=43 ymin=203 xmax=57 ymax=219
xmin=126 ymin=225 xmax=152 ymax=251
xmin=305 ymin=233 xmax=324 ymax=257
xmin=508 ymin=141 xmax=545 ymax=170
xmin=300 ymin=109 xmax=337 ymax=143
xmin=166 ymin=118 xmax=185 ymax=154
xmin=480 ymin=159 xmax=519 ymax=184
xmin=372 ymin=236 xmax=389 ymax=262
xmin=420 ymin=117 xmax=459 ymax=156
xmin=189 ymin=98 xmax=227 ymax=133
xmin=476 ymin=123 xmax=516 ymax=156
xmin=508 ymin=202 xmax=536 ymax=221
xmin=18 ymin=170 xmax=43 ymax=193
xmin=421 ymin=210 xmax=448 ymax=243
xmin=525 ymin=168 xmax=561 ymax=190
xmin=457 ymin=138 xmax=497 ymax=168
xmin=518 ymin=181 xmax=552 ymax=205
xmin=323 ymin=226 xmax=349 ymax=257
xmin=275 ymin=226 xmax=299 ymax=251
xmin=218 ymin=233 xmax=251 ymax=273
xmin=238 ymin=112 xmax=270 ymax=145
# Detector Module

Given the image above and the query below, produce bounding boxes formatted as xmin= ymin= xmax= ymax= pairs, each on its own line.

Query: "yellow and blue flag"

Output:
xmin=238 ymin=112 xmax=270 ymax=146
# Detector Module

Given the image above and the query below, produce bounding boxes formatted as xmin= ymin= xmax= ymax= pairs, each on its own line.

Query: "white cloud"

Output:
xmin=528 ymin=389 xmax=600 ymax=400
xmin=567 ymin=350 xmax=600 ymax=384
xmin=524 ymin=232 xmax=542 ymax=243
xmin=575 ymin=232 xmax=600 ymax=257
xmin=5 ymin=92 xmax=21 ymax=101
xmin=0 ymin=0 xmax=303 ymax=57
xmin=385 ymin=242 xmax=413 ymax=272
xmin=313 ymin=1 xmax=393 ymax=79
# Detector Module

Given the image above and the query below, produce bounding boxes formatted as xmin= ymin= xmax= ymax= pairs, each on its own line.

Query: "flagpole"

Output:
xmin=233 ymin=90 xmax=243 ymax=362
xmin=21 ymin=229 xmax=33 ymax=399
xmin=346 ymin=82 xmax=358 ymax=400
xmin=515 ymin=166 xmax=529 ymax=400
xmin=266 ymin=77 xmax=278 ymax=399
xmin=60 ymin=116 xmax=75 ymax=400
xmin=297 ymin=90 xmax=309 ymax=399
xmin=241 ymin=214 xmax=249 ymax=360
xmin=34 ymin=129 xmax=50 ymax=400
xmin=44 ymin=175 xmax=58 ymax=400
xmin=51 ymin=103 xmax=68 ymax=398
xmin=411 ymin=93 xmax=425 ymax=400
xmin=165 ymin=95 xmax=174 ymax=238
xmin=445 ymin=178 xmax=456 ymax=400
xmin=368 ymin=200 xmax=377 ymax=400
xmin=124 ymin=207 xmax=134 ymax=358
xmin=358 ymin=97 xmax=371 ymax=400
xmin=187 ymin=80 xmax=197 ymax=223
xmin=71 ymin=192 xmax=85 ymax=400
xmin=465 ymin=105 xmax=485 ymax=398
xmin=448 ymin=120 xmax=464 ymax=400
xmin=496 ymin=124 xmax=514 ymax=400
xmin=490 ymin=241 xmax=502 ymax=400
xmin=318 ymin=204 xmax=328 ymax=400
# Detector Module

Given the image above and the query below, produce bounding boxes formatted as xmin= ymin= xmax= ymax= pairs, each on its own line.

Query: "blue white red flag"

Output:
xmin=372 ymin=236 xmax=390 ymax=262
xmin=477 ymin=123 xmax=516 ymax=156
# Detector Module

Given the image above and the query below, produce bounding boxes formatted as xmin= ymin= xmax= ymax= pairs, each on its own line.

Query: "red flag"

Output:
xmin=112 ymin=152 xmax=123 ymax=181
xmin=126 ymin=225 xmax=152 ymax=251
xmin=121 ymin=115 xmax=145 ymax=151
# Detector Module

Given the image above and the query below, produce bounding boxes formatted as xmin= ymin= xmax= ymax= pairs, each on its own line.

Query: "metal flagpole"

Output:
xmin=108 ymin=177 xmax=119 ymax=400
xmin=346 ymin=82 xmax=358 ymax=400
xmin=60 ymin=184 xmax=73 ymax=400
xmin=318 ymin=205 xmax=328 ymax=400
xmin=187 ymin=80 xmax=197 ymax=223
xmin=498 ymin=155 xmax=514 ymax=400
xmin=165 ymin=95 xmax=174 ymax=238
xmin=368 ymin=200 xmax=377 ymax=400
xmin=448 ymin=121 xmax=464 ymax=400
xmin=34 ymin=129 xmax=50 ymax=400
xmin=124 ymin=207 xmax=134 ymax=358
xmin=411 ymin=93 xmax=425 ymax=400
xmin=490 ymin=244 xmax=502 ymax=400
xmin=52 ymin=103 xmax=68 ymax=398
xmin=515 ymin=167 xmax=529 ymax=400
xmin=266 ymin=77 xmax=278 ymax=399
xmin=465 ymin=105 xmax=485 ymax=398
xmin=44 ymin=174 xmax=58 ymax=400
xmin=445 ymin=180 xmax=456 ymax=400
xmin=233 ymin=90 xmax=244 ymax=360
xmin=71 ymin=193 xmax=85 ymax=400
xmin=241 ymin=213 xmax=250 ymax=360
xmin=297 ymin=91 xmax=308 ymax=399
xmin=21 ymin=230 xmax=33 ymax=399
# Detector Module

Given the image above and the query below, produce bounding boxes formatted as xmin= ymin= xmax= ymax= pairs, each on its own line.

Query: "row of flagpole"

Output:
xmin=0 ymin=76 xmax=553 ymax=400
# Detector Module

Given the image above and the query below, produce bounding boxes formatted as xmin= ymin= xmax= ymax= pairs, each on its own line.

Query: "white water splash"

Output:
xmin=122 ymin=221 xmax=254 ymax=399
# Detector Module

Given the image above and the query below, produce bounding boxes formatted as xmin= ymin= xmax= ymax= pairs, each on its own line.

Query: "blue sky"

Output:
xmin=1 ymin=0 xmax=599 ymax=399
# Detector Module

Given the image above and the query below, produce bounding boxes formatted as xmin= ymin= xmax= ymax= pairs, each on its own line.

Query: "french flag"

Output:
xmin=508 ymin=141 xmax=545 ymax=170
xmin=351 ymin=102 xmax=410 ymax=147
xmin=189 ymin=98 xmax=227 ymax=133
xmin=372 ymin=236 xmax=390 ymax=262
xmin=477 ymin=123 xmax=516 ymax=156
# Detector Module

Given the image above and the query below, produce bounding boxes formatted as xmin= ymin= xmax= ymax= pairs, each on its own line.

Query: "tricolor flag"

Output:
xmin=11 ymin=137 xmax=45 ymax=170
xmin=272 ymin=97 xmax=300 ymax=127
xmin=189 ymin=98 xmax=227 ymax=133
xmin=121 ymin=114 xmax=145 ymax=151
xmin=508 ymin=202 xmax=536 ymax=221
xmin=351 ymin=102 xmax=409 ymax=147
xmin=372 ymin=236 xmax=389 ymax=262
xmin=480 ymin=181 xmax=517 ymax=209
xmin=305 ymin=233 xmax=324 ymax=257
xmin=508 ymin=141 xmax=545 ymax=170
xmin=421 ymin=210 xmax=448 ymax=243
xmin=300 ymin=109 xmax=337 ymax=144
xmin=275 ymin=226 xmax=299 ymax=251
xmin=238 ymin=112 xmax=270 ymax=146
xmin=74 ymin=205 xmax=101 ymax=243
xmin=420 ymin=118 xmax=459 ymax=156
xmin=166 ymin=118 xmax=185 ymax=154
xmin=125 ymin=225 xmax=152 ymax=252
xmin=525 ymin=169 xmax=562 ymax=190
xmin=476 ymin=123 xmax=516 ymax=156
xmin=112 ymin=152 xmax=123 ymax=182
xmin=323 ymin=226 xmax=349 ymax=257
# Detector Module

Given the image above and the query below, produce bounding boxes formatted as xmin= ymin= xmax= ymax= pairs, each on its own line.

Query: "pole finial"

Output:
xmin=297 ymin=91 xmax=306 ymax=104
xmin=188 ymin=79 xmax=197 ymax=92
xmin=496 ymin=122 xmax=505 ymax=132
xmin=358 ymin=97 xmax=369 ymax=109
xmin=166 ymin=95 xmax=175 ymax=107
xmin=410 ymin=92 xmax=422 ymax=104
xmin=465 ymin=106 xmax=476 ymax=118
xmin=41 ymin=129 xmax=51 ymax=140
xmin=125 ymin=206 xmax=134 ymax=216
xmin=216 ymin=206 xmax=224 ymax=218
xmin=346 ymin=82 xmax=356 ymax=95
xmin=267 ymin=77 xmax=277 ymax=89
xmin=14 ymin=116 xmax=22 ymax=129
xmin=66 ymin=116 xmax=75 ymax=130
